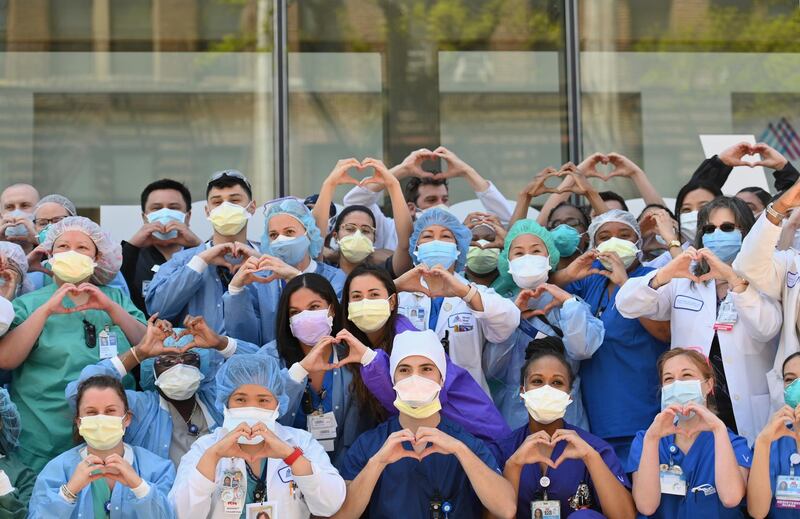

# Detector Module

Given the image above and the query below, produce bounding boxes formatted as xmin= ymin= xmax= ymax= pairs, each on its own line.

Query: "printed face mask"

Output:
xmin=289 ymin=308 xmax=333 ymax=345
xmin=508 ymin=254 xmax=551 ymax=289
xmin=146 ymin=208 xmax=186 ymax=240
xmin=520 ymin=385 xmax=572 ymax=424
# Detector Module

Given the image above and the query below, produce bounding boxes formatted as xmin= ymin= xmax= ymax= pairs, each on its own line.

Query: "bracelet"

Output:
xmin=461 ymin=284 xmax=478 ymax=304
xmin=283 ymin=447 xmax=304 ymax=467
xmin=61 ymin=484 xmax=77 ymax=502
xmin=667 ymin=240 xmax=682 ymax=250
xmin=766 ymin=202 xmax=787 ymax=221
xmin=130 ymin=347 xmax=141 ymax=364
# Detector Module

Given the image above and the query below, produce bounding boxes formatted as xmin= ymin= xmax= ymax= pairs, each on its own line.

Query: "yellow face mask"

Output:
xmin=393 ymin=398 xmax=442 ymax=420
xmin=50 ymin=250 xmax=96 ymax=283
xmin=392 ymin=375 xmax=442 ymax=419
xmin=338 ymin=231 xmax=375 ymax=263
xmin=348 ymin=298 xmax=391 ymax=332
xmin=207 ymin=201 xmax=250 ymax=236
xmin=78 ymin=414 xmax=125 ymax=450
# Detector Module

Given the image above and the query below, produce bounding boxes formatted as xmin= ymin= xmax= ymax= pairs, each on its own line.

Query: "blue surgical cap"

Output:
xmin=260 ymin=198 xmax=323 ymax=259
xmin=139 ymin=329 xmax=216 ymax=392
xmin=493 ymin=219 xmax=560 ymax=296
xmin=409 ymin=208 xmax=471 ymax=271
xmin=0 ymin=388 xmax=20 ymax=455
xmin=214 ymin=354 xmax=289 ymax=417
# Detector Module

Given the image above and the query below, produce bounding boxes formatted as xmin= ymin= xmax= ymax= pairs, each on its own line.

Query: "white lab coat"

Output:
xmin=169 ymin=422 xmax=346 ymax=519
xmin=398 ymin=273 xmax=521 ymax=393
xmin=616 ymin=270 xmax=781 ymax=444
xmin=733 ymin=212 xmax=800 ymax=414
xmin=0 ymin=296 xmax=11 ymax=336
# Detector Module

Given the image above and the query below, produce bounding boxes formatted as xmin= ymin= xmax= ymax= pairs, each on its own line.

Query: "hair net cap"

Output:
xmin=215 ymin=353 xmax=289 ymax=417
xmin=0 ymin=241 xmax=28 ymax=277
xmin=0 ymin=388 xmax=20 ymax=455
xmin=35 ymin=194 xmax=77 ymax=217
xmin=139 ymin=329 xmax=216 ymax=391
xmin=260 ymin=198 xmax=323 ymax=259
xmin=587 ymin=209 xmax=641 ymax=249
xmin=492 ymin=219 xmax=559 ymax=296
xmin=409 ymin=208 xmax=472 ymax=271
xmin=390 ymin=330 xmax=447 ymax=383
xmin=41 ymin=216 xmax=122 ymax=286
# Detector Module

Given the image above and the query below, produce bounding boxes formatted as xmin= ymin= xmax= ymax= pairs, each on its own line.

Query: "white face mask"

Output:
xmin=520 ymin=385 xmax=572 ymax=424
xmin=393 ymin=375 xmax=441 ymax=407
xmin=508 ymin=254 xmax=551 ymax=289
xmin=222 ymin=406 xmax=279 ymax=445
xmin=596 ymin=237 xmax=639 ymax=269
xmin=680 ymin=211 xmax=698 ymax=242
xmin=154 ymin=364 xmax=203 ymax=401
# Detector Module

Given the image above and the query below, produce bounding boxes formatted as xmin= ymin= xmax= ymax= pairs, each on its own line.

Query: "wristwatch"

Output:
xmin=667 ymin=240 xmax=682 ymax=250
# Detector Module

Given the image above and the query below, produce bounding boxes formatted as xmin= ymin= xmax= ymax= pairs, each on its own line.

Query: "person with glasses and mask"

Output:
xmin=464 ymin=212 xmax=506 ymax=288
xmin=0 ymin=216 xmax=146 ymax=473
xmin=0 ymin=183 xmax=39 ymax=255
xmin=617 ymin=196 xmax=779 ymax=445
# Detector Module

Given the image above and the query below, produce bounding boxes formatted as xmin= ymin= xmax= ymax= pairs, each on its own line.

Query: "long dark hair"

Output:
xmin=692 ymin=196 xmax=754 ymax=278
xmin=73 ymin=375 xmax=130 ymax=445
xmin=674 ymin=181 xmax=723 ymax=235
xmin=275 ymin=273 xmax=342 ymax=367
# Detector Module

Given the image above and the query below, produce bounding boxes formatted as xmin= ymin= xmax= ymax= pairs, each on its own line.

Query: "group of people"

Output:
xmin=0 ymin=142 xmax=799 ymax=518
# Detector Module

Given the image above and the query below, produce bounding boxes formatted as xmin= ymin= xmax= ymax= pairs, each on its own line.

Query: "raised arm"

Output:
xmin=606 ymin=153 xmax=666 ymax=208
xmin=312 ymin=158 xmax=363 ymax=243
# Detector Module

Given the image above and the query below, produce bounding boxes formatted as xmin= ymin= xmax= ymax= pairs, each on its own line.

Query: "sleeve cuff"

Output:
xmin=560 ymin=297 xmax=579 ymax=310
xmin=288 ymin=362 xmax=309 ymax=383
xmin=58 ymin=487 xmax=76 ymax=504
xmin=130 ymin=480 xmax=151 ymax=499
xmin=218 ymin=338 xmax=237 ymax=358
xmin=110 ymin=356 xmax=128 ymax=376
xmin=475 ymin=181 xmax=493 ymax=195
xmin=189 ymin=467 xmax=219 ymax=495
xmin=361 ymin=348 xmax=377 ymax=366
xmin=227 ymin=284 xmax=245 ymax=295
xmin=187 ymin=255 xmax=209 ymax=274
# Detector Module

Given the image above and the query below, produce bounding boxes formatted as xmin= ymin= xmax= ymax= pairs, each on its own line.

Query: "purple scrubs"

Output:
xmin=490 ymin=423 xmax=630 ymax=519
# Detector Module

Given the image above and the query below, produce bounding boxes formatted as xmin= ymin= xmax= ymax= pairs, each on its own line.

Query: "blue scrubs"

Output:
xmin=490 ymin=423 xmax=629 ymax=519
xmin=766 ymin=436 xmax=800 ymax=518
xmin=340 ymin=416 xmax=501 ymax=519
xmin=627 ymin=429 xmax=752 ymax=518
xmin=565 ymin=263 xmax=669 ymax=461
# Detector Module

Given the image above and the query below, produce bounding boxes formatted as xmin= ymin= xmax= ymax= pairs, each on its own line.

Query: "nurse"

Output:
xmin=29 ymin=374 xmax=175 ymax=518
xmin=617 ymin=196 xmax=780 ymax=444
xmin=490 ymin=338 xmax=634 ymax=519
xmin=394 ymin=207 xmax=521 ymax=393
xmin=746 ymin=352 xmax=800 ymax=518
xmin=222 ymin=197 xmax=346 ymax=345
xmin=628 ymin=348 xmax=751 ymax=518
xmin=0 ymin=216 xmax=146 ymax=472
xmin=0 ymin=242 xmax=28 ymax=300
xmin=335 ymin=330 xmax=517 ymax=519
xmin=169 ymin=353 xmax=346 ymax=519
xmin=0 ymin=388 xmax=35 ymax=517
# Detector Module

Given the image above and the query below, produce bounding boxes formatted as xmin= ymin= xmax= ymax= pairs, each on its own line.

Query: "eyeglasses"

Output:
xmin=83 ymin=319 xmax=96 ymax=348
xmin=208 ymin=169 xmax=252 ymax=190
xmin=154 ymin=351 xmax=201 ymax=370
xmin=262 ymin=196 xmax=304 ymax=214
xmin=548 ymin=218 xmax=584 ymax=230
xmin=339 ymin=223 xmax=376 ymax=236
xmin=34 ymin=216 xmax=67 ymax=227
xmin=700 ymin=222 xmax=737 ymax=235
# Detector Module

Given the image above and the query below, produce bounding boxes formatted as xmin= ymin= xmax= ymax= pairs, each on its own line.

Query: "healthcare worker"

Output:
xmin=335 ymin=329 xmax=517 ymax=519
xmin=66 ymin=314 xmax=259 ymax=466
xmin=0 ymin=297 xmax=10 ymax=337
xmin=0 ymin=183 xmax=38 ymax=254
xmin=485 ymin=219 xmax=604 ymax=431
xmin=169 ymin=353 xmax=346 ymax=519
xmin=0 ymin=216 xmax=146 ymax=472
xmin=0 ymin=242 xmax=29 ymax=301
xmin=312 ymin=157 xmax=413 ymax=277
xmin=490 ymin=337 xmax=634 ymax=519
xmin=747 ymin=352 xmax=800 ymax=518
xmin=617 ymin=196 xmax=780 ymax=444
xmin=0 ymin=387 xmax=35 ymax=518
xmin=628 ymin=348 xmax=751 ymax=518
xmin=464 ymin=212 xmax=506 ymax=287
xmin=342 ymin=264 xmax=512 ymax=441
xmin=394 ymin=207 xmax=521 ymax=393
xmin=551 ymin=209 xmax=669 ymax=463
xmin=29 ymin=374 xmax=175 ymax=518
xmin=221 ymin=197 xmax=346 ymax=346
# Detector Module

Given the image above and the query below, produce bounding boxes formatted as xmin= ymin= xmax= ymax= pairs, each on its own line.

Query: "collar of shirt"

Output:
xmin=303 ymin=259 xmax=317 ymax=274
xmin=80 ymin=443 xmax=134 ymax=465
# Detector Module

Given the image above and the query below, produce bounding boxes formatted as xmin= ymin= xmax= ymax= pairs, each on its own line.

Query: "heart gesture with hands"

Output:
xmin=298 ymin=336 xmax=338 ymax=373
xmin=243 ymin=423 xmax=295 ymax=461
xmin=652 ymin=248 xmax=701 ymax=287
xmin=645 ymin=405 xmax=685 ymax=440
xmin=515 ymin=283 xmax=572 ymax=320
xmin=757 ymin=406 xmax=799 ymax=444
xmin=553 ymin=163 xmax=595 ymax=197
xmin=396 ymin=149 xmax=438 ymax=180
xmin=133 ymin=314 xmax=178 ymax=359
xmin=508 ymin=430 xmax=557 ymax=469
xmin=210 ymin=423 xmax=258 ymax=461
xmin=372 ymin=429 xmax=422 ymax=465
xmin=676 ymin=402 xmax=726 ymax=437
xmin=695 ymin=248 xmax=739 ymax=285
xmin=394 ymin=265 xmax=433 ymax=297
xmin=101 ymin=453 xmax=143 ymax=489
xmin=519 ymin=167 xmax=562 ymax=199
xmin=415 ymin=426 xmax=465 ymax=460
xmin=174 ymin=315 xmax=228 ymax=352
xmin=549 ymin=429 xmax=596 ymax=468
xmin=323 ymin=157 xmax=400 ymax=189
xmin=331 ymin=329 xmax=372 ymax=368
xmin=229 ymin=256 xmax=272 ymax=290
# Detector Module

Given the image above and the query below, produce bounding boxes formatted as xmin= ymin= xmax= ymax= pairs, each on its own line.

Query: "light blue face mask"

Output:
xmin=414 ymin=240 xmax=459 ymax=269
xmin=4 ymin=210 xmax=31 ymax=238
xmin=146 ymin=208 xmax=186 ymax=240
xmin=550 ymin=224 xmax=582 ymax=257
xmin=269 ymin=234 xmax=310 ymax=266
xmin=661 ymin=379 xmax=706 ymax=418
xmin=701 ymin=228 xmax=742 ymax=263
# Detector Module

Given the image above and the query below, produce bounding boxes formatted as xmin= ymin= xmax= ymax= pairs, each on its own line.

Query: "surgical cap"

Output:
xmin=139 ymin=329 xmax=216 ymax=392
xmin=215 ymin=353 xmax=289 ymax=417
xmin=0 ymin=388 xmax=20 ymax=455
xmin=260 ymin=198 xmax=323 ymax=259
xmin=35 ymin=194 xmax=77 ymax=216
xmin=409 ymin=208 xmax=472 ymax=271
xmin=0 ymin=241 xmax=28 ymax=277
xmin=494 ymin=219 xmax=559 ymax=296
xmin=587 ymin=209 xmax=641 ymax=249
xmin=42 ymin=216 xmax=122 ymax=286
xmin=390 ymin=330 xmax=447 ymax=383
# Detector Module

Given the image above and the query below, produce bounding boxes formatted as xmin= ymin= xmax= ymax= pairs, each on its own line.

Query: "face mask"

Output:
xmin=550 ymin=224 xmax=582 ymax=257
xmin=37 ymin=225 xmax=50 ymax=245
xmin=660 ymin=379 xmax=706 ymax=416
xmin=146 ymin=208 xmax=186 ymax=240
xmin=3 ymin=210 xmax=32 ymax=238
xmin=348 ymin=298 xmax=391 ymax=332
xmin=393 ymin=375 xmax=442 ymax=419
xmin=78 ymin=414 xmax=125 ymax=451
xmin=791 ymin=229 xmax=800 ymax=252
xmin=466 ymin=241 xmax=500 ymax=274
xmin=508 ymin=254 xmax=550 ymax=289
xmin=654 ymin=234 xmax=667 ymax=246
xmin=785 ymin=379 xmax=800 ymax=408
xmin=222 ymin=406 xmax=279 ymax=444
xmin=596 ymin=237 xmax=639 ymax=269
xmin=270 ymin=234 xmax=310 ymax=266
xmin=701 ymin=229 xmax=742 ymax=263
xmin=520 ymin=385 xmax=572 ymax=424
xmin=289 ymin=308 xmax=333 ymax=345
xmin=415 ymin=240 xmax=459 ymax=269
xmin=50 ymin=250 xmax=96 ymax=283
xmin=338 ymin=231 xmax=374 ymax=263
xmin=154 ymin=363 xmax=203 ymax=401
xmin=680 ymin=211 xmax=698 ymax=242
xmin=207 ymin=201 xmax=250 ymax=236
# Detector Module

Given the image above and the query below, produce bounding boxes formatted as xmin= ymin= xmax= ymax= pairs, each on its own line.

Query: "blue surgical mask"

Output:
xmin=269 ymin=234 xmax=310 ymax=266
xmin=550 ymin=224 xmax=582 ymax=257
xmin=785 ymin=379 xmax=800 ymax=409
xmin=414 ymin=240 xmax=459 ymax=269
xmin=146 ymin=208 xmax=186 ymax=240
xmin=661 ymin=379 xmax=705 ymax=413
xmin=4 ymin=210 xmax=32 ymax=238
xmin=701 ymin=229 xmax=742 ymax=263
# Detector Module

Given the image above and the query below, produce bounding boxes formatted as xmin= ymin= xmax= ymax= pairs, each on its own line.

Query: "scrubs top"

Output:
xmin=10 ymin=283 xmax=143 ymax=472
xmin=340 ymin=416 xmax=500 ymax=519
xmin=490 ymin=423 xmax=630 ymax=519
xmin=767 ymin=435 xmax=800 ymax=518
xmin=0 ymin=453 xmax=36 ymax=519
xmin=565 ymin=263 xmax=669 ymax=442
xmin=627 ymin=429 xmax=752 ymax=519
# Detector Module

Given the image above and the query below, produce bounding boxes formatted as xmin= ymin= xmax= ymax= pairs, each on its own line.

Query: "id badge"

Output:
xmin=775 ymin=475 xmax=800 ymax=509
xmin=307 ymin=411 xmax=338 ymax=452
xmin=659 ymin=464 xmax=687 ymax=496
xmin=530 ymin=500 xmax=560 ymax=519
xmin=98 ymin=327 xmax=119 ymax=359
xmin=221 ymin=468 xmax=245 ymax=514
xmin=713 ymin=298 xmax=737 ymax=331
xmin=246 ymin=501 xmax=278 ymax=518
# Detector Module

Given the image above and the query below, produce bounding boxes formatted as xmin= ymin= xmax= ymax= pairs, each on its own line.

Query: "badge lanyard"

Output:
xmin=246 ymin=460 xmax=269 ymax=504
